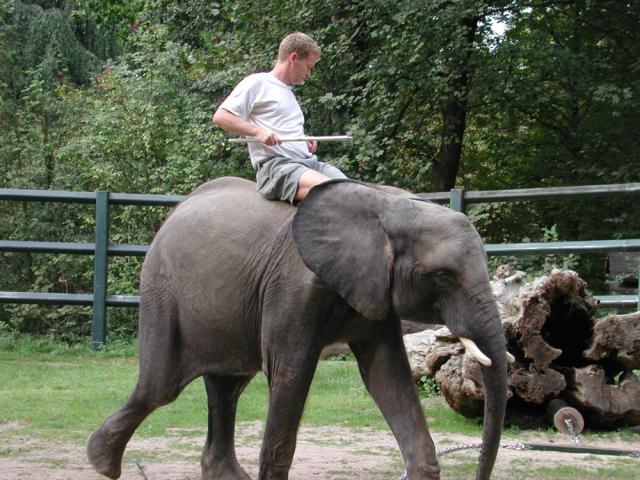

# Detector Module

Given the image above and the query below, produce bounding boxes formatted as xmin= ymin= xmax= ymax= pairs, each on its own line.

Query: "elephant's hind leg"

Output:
xmin=88 ymin=290 xmax=190 ymax=478
xmin=87 ymin=363 xmax=190 ymax=479
xmin=87 ymin=373 xmax=188 ymax=478
xmin=86 ymin=387 xmax=156 ymax=479
xmin=201 ymin=373 xmax=255 ymax=480
xmin=259 ymin=353 xmax=320 ymax=479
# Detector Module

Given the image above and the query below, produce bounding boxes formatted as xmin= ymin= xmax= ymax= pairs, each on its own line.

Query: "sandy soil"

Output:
xmin=1 ymin=421 xmax=638 ymax=480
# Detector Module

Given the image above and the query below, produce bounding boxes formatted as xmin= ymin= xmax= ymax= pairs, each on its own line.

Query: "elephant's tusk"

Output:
xmin=506 ymin=351 xmax=516 ymax=364
xmin=459 ymin=337 xmax=492 ymax=367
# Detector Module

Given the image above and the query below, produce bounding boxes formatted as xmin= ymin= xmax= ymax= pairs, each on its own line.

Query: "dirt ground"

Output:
xmin=1 ymin=420 xmax=639 ymax=480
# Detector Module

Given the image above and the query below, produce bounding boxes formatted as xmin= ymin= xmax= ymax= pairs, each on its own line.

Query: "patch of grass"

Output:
xmin=0 ymin=344 xmax=501 ymax=445
xmin=1 ymin=343 xmax=636 ymax=468
xmin=421 ymin=396 xmax=484 ymax=436
xmin=304 ymin=361 xmax=387 ymax=430
xmin=0 ymin=348 xmax=390 ymax=444
xmin=0 ymin=331 xmax=89 ymax=356
xmin=0 ymin=354 xmax=137 ymax=441
xmin=0 ymin=344 xmax=472 ymax=449
xmin=503 ymin=458 xmax=640 ymax=479
xmin=36 ymin=457 xmax=70 ymax=468
xmin=439 ymin=454 xmax=478 ymax=479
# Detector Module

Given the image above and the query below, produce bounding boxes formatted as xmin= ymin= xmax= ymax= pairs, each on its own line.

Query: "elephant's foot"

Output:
xmin=407 ymin=462 xmax=441 ymax=479
xmin=86 ymin=427 xmax=126 ymax=479
xmin=202 ymin=458 xmax=252 ymax=480
xmin=202 ymin=470 xmax=251 ymax=480
xmin=201 ymin=464 xmax=252 ymax=480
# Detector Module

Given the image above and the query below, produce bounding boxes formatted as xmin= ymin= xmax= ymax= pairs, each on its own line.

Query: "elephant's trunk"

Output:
xmin=474 ymin=318 xmax=508 ymax=480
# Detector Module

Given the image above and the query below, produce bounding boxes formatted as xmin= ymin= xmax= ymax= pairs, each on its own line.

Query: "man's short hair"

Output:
xmin=278 ymin=32 xmax=321 ymax=61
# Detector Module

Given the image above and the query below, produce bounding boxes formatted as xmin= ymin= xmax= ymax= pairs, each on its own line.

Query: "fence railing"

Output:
xmin=1 ymin=182 xmax=639 ymax=349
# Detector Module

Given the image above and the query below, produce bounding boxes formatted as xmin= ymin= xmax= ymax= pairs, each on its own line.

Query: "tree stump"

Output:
xmin=563 ymin=366 xmax=640 ymax=428
xmin=546 ymin=399 xmax=585 ymax=435
xmin=434 ymin=354 xmax=486 ymax=418
xmin=583 ymin=312 xmax=640 ymax=372
xmin=403 ymin=268 xmax=640 ymax=430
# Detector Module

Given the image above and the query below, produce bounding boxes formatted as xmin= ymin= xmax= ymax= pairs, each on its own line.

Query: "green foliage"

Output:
xmin=487 ymin=223 xmax=581 ymax=281
xmin=55 ymin=33 xmax=250 ymax=195
xmin=325 ymin=352 xmax=354 ymax=362
xmin=7 ymin=1 xmax=103 ymax=88
xmin=463 ymin=2 xmax=640 ymax=189
xmin=0 ymin=7 xmax=254 ymax=338
xmin=71 ymin=0 xmax=144 ymax=55
xmin=417 ymin=375 xmax=440 ymax=398
xmin=1 ymin=1 xmax=639 ymax=341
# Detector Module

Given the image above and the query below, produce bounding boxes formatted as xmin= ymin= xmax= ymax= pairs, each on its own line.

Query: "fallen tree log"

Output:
xmin=583 ymin=312 xmax=640 ymax=372
xmin=508 ymin=362 xmax=566 ymax=405
xmin=546 ymin=398 xmax=585 ymax=435
xmin=563 ymin=366 xmax=640 ymax=428
xmin=404 ymin=268 xmax=640 ymax=430
xmin=434 ymin=353 xmax=485 ymax=418
xmin=502 ymin=269 xmax=598 ymax=369
xmin=404 ymin=327 xmax=462 ymax=378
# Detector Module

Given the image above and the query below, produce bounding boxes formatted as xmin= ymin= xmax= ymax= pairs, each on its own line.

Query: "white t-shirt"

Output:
xmin=220 ymin=72 xmax=313 ymax=167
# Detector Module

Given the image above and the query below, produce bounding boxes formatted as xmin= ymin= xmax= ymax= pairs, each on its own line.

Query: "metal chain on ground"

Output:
xmin=437 ymin=441 xmax=530 ymax=456
xmin=436 ymin=442 xmax=483 ymax=456
xmin=395 ymin=434 xmax=640 ymax=479
xmin=502 ymin=441 xmax=529 ymax=451
xmin=135 ymin=459 xmax=150 ymax=480
xmin=565 ymin=418 xmax=583 ymax=445
xmin=395 ymin=442 xmax=528 ymax=480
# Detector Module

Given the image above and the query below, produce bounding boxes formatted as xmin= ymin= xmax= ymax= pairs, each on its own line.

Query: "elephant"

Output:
xmin=87 ymin=176 xmax=509 ymax=480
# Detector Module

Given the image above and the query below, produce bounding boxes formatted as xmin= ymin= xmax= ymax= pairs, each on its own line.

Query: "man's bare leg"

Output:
xmin=294 ymin=169 xmax=331 ymax=201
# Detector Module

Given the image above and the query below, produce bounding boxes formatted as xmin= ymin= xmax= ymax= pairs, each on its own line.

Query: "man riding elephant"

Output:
xmin=212 ymin=32 xmax=347 ymax=204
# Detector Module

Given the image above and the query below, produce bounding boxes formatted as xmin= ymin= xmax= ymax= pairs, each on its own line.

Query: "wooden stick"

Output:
xmin=228 ymin=135 xmax=352 ymax=143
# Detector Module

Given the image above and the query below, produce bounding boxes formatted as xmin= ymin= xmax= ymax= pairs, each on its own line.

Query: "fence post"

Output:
xmin=450 ymin=188 xmax=465 ymax=213
xmin=92 ymin=191 xmax=109 ymax=350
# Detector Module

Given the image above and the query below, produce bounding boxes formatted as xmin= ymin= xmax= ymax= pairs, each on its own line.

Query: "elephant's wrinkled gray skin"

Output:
xmin=87 ymin=177 xmax=507 ymax=480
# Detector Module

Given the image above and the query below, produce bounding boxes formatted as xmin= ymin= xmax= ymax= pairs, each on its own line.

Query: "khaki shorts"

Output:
xmin=255 ymin=156 xmax=346 ymax=204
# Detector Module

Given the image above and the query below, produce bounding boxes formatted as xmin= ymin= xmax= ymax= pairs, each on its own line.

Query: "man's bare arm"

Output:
xmin=212 ymin=108 xmax=280 ymax=145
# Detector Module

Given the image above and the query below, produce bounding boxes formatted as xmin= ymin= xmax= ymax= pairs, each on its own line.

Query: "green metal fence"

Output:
xmin=1 ymin=182 xmax=639 ymax=349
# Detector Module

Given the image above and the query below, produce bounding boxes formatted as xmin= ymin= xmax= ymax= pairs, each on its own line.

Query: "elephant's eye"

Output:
xmin=433 ymin=271 xmax=455 ymax=288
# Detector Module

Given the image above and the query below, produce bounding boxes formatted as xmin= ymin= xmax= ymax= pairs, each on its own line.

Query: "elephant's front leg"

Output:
xmin=350 ymin=329 xmax=441 ymax=480
xmin=258 ymin=345 xmax=320 ymax=480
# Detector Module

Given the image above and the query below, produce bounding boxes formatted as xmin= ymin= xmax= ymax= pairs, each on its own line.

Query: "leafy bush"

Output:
xmin=417 ymin=375 xmax=440 ymax=397
xmin=2 ymin=1 xmax=639 ymax=343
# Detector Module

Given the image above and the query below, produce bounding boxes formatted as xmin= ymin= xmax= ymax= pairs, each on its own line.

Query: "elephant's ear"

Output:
xmin=292 ymin=180 xmax=392 ymax=321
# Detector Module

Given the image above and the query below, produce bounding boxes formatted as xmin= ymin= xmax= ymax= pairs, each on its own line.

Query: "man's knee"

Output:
xmin=294 ymin=169 xmax=331 ymax=201
xmin=321 ymin=164 xmax=347 ymax=180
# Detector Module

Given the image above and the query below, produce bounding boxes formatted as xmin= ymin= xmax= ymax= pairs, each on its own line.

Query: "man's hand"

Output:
xmin=256 ymin=129 xmax=281 ymax=146
xmin=307 ymin=140 xmax=318 ymax=154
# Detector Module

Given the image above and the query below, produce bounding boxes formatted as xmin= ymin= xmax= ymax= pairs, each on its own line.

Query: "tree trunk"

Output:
xmin=433 ymin=15 xmax=478 ymax=191
xmin=583 ymin=312 xmax=640 ymax=372
xmin=404 ymin=268 xmax=640 ymax=430
xmin=563 ymin=366 xmax=640 ymax=428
